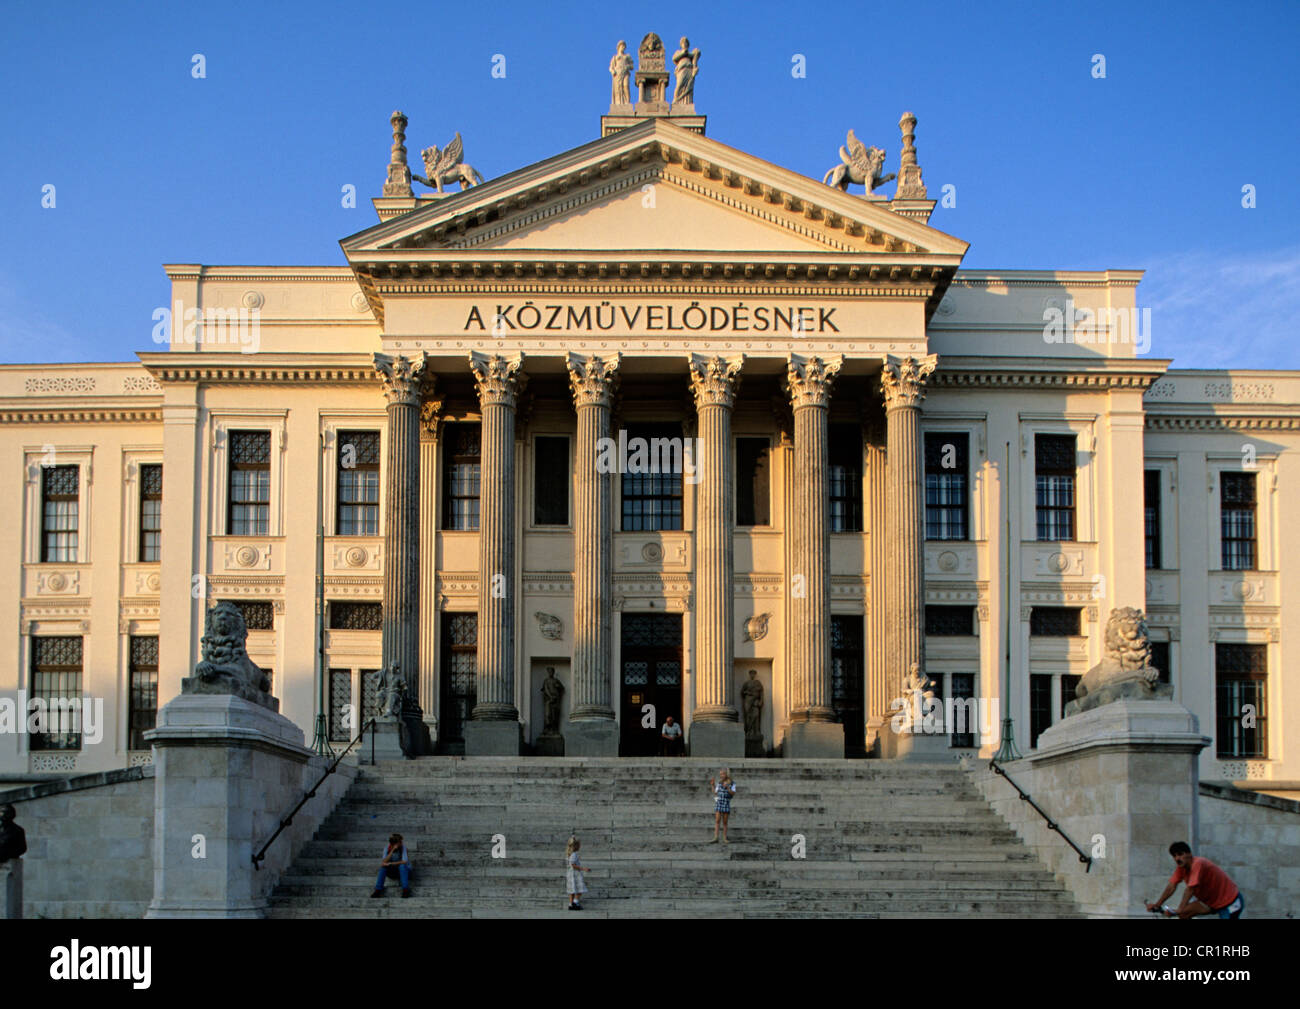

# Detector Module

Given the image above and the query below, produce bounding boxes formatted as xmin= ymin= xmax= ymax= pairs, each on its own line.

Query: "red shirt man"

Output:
xmin=1148 ymin=842 xmax=1242 ymax=918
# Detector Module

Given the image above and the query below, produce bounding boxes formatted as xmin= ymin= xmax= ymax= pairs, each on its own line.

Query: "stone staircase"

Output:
xmin=268 ymin=758 xmax=1082 ymax=918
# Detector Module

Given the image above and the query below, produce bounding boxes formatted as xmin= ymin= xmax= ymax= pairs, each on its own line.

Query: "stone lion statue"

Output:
xmin=184 ymin=600 xmax=278 ymax=710
xmin=1064 ymin=606 xmax=1169 ymax=716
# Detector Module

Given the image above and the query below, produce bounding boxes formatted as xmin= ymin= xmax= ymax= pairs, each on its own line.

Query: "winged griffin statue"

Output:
xmin=822 ymin=129 xmax=896 ymax=195
xmin=413 ymin=132 xmax=484 ymax=193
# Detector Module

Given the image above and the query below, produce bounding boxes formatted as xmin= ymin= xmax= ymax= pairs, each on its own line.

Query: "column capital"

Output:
xmin=469 ymin=351 xmax=527 ymax=408
xmin=373 ymin=352 xmax=430 ymax=407
xmin=881 ymin=354 xmax=938 ymax=410
xmin=687 ymin=353 xmax=745 ymax=409
xmin=785 ymin=353 xmax=843 ymax=409
xmin=567 ymin=352 xmax=621 ymax=408
xmin=418 ymin=393 xmax=445 ymax=441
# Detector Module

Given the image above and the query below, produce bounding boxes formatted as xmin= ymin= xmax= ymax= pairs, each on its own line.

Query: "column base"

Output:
xmin=565 ymin=720 xmax=618 ymax=756
xmin=689 ymin=721 xmax=744 ymax=758
xmin=464 ymin=720 xmax=523 ymax=756
xmin=784 ymin=721 xmax=844 ymax=758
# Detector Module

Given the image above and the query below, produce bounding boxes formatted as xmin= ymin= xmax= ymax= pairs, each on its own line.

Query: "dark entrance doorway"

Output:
xmin=439 ymin=612 xmax=477 ymax=754
xmin=619 ymin=612 xmax=683 ymax=756
xmin=831 ymin=614 xmax=865 ymax=757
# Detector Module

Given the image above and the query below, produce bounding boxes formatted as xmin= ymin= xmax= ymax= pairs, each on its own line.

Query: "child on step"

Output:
xmin=565 ymin=835 xmax=588 ymax=910
xmin=709 ymin=768 xmax=736 ymax=844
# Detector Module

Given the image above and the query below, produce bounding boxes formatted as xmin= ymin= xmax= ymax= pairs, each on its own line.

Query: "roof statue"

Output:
xmin=413 ymin=132 xmax=485 ymax=194
xmin=671 ymin=37 xmax=701 ymax=108
xmin=823 ymin=129 xmax=896 ymax=196
xmin=609 ymin=40 xmax=633 ymax=111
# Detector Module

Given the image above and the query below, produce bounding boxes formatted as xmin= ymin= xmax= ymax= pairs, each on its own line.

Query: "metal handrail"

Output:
xmin=252 ymin=717 xmax=376 ymax=870
xmin=988 ymin=759 xmax=1093 ymax=872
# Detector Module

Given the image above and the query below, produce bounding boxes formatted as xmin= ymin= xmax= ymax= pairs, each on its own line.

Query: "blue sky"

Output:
xmin=1 ymin=0 xmax=1297 ymax=367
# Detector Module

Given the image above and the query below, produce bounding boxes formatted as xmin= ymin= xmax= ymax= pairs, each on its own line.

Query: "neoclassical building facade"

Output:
xmin=1 ymin=67 xmax=1297 ymax=780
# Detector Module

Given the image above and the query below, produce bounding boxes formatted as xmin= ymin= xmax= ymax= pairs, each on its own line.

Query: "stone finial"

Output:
xmin=895 ymin=110 xmax=927 ymax=200
xmin=635 ymin=32 xmax=670 ymax=114
xmin=383 ymin=110 xmax=414 ymax=198
xmin=469 ymin=351 xmax=527 ymax=408
xmin=687 ymin=353 xmax=745 ymax=408
xmin=880 ymin=354 xmax=937 ymax=410
xmin=373 ymin=352 xmax=430 ymax=406
xmin=785 ymin=353 xmax=843 ymax=409
xmin=567 ymin=352 xmax=621 ymax=408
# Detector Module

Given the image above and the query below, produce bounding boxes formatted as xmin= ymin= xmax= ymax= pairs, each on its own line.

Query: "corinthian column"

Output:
xmin=466 ymin=351 xmax=526 ymax=755
xmin=565 ymin=352 xmax=620 ymax=755
xmin=784 ymin=353 xmax=845 ymax=758
xmin=374 ymin=352 xmax=428 ymax=714
xmin=687 ymin=353 xmax=745 ymax=758
xmin=881 ymin=354 xmax=940 ymax=760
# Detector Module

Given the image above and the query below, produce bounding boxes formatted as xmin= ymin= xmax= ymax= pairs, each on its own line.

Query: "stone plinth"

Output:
xmin=465 ymin=720 xmax=524 ymax=756
xmin=364 ymin=720 xmax=407 ymax=763
xmin=966 ymin=699 xmax=1210 ymax=918
xmin=2 ymin=859 xmax=20 ymax=919
xmin=535 ymin=732 xmax=566 ymax=757
xmin=564 ymin=721 xmax=617 ymax=757
xmin=146 ymin=694 xmax=317 ymax=919
xmin=690 ymin=721 xmax=744 ymax=758
xmin=784 ymin=721 xmax=843 ymax=758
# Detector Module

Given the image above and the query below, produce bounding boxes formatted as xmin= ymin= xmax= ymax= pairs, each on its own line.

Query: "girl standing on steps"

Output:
xmin=565 ymin=835 xmax=589 ymax=910
xmin=708 ymin=768 xmax=736 ymax=844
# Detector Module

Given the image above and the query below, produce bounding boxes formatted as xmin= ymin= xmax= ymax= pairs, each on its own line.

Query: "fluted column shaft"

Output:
xmin=882 ymin=355 xmax=937 ymax=699
xmin=567 ymin=353 xmax=619 ymax=721
xmin=787 ymin=354 xmax=842 ymax=720
xmin=865 ymin=417 xmax=890 ymax=730
xmin=470 ymin=352 xmax=525 ymax=720
xmin=688 ymin=354 xmax=744 ymax=721
xmin=374 ymin=353 xmax=429 ymax=694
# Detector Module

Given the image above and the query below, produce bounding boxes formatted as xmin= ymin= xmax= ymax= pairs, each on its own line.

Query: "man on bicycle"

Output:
xmin=1147 ymin=841 xmax=1243 ymax=919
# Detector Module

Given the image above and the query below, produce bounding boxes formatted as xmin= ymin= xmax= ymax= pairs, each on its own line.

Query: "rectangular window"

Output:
xmin=442 ymin=423 xmax=481 ymax=531
xmin=533 ymin=436 xmax=570 ymax=526
xmin=830 ymin=615 xmax=865 ymax=757
xmin=1144 ymin=469 xmax=1161 ymax=569
xmin=948 ymin=673 xmax=977 ymax=748
xmin=336 ymin=431 xmax=380 ymax=536
xmin=128 ymin=635 xmax=159 ymax=751
xmin=41 ymin=465 xmax=79 ymax=563
xmin=440 ymin=615 xmax=478 ymax=746
xmin=1215 ymin=643 xmax=1267 ymax=758
xmin=329 ymin=601 xmax=383 ymax=630
xmin=620 ymin=424 xmax=684 ymax=532
xmin=924 ymin=605 xmax=975 ymax=637
xmin=30 ymin=636 xmax=83 ymax=751
xmin=1029 ymin=674 xmax=1053 ymax=749
xmin=228 ymin=431 xmax=271 ymax=536
xmin=139 ymin=464 xmax=162 ymax=563
xmin=925 ymin=433 xmax=969 ymax=540
xmin=1220 ymin=472 xmax=1256 ymax=571
xmin=1029 ymin=607 xmax=1081 ymax=636
xmin=735 ymin=437 xmax=771 ymax=527
xmin=1060 ymin=674 xmax=1082 ymax=718
xmin=361 ymin=668 xmax=380 ymax=723
xmin=1148 ymin=640 xmax=1171 ymax=685
xmin=329 ymin=668 xmax=353 ymax=742
xmin=828 ymin=424 xmax=862 ymax=533
xmin=1035 ymin=433 xmax=1076 ymax=542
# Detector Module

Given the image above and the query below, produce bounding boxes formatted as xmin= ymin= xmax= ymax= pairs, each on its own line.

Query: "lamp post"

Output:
xmin=993 ymin=440 xmax=1022 ymax=762
xmin=311 ymin=431 xmax=331 ymax=757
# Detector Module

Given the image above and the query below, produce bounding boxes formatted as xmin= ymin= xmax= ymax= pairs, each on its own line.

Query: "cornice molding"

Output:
xmin=0 ymin=408 xmax=162 ymax=425
xmin=931 ymin=369 xmax=1159 ymax=391
xmin=144 ymin=364 xmax=380 ymax=385
xmin=1145 ymin=415 xmax=1300 ymax=432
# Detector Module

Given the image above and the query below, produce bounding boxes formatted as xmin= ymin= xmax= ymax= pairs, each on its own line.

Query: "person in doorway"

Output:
xmin=660 ymin=715 xmax=684 ymax=756
xmin=708 ymin=768 xmax=736 ymax=844
xmin=565 ymin=835 xmax=589 ymax=910
xmin=371 ymin=832 xmax=411 ymax=899
xmin=1147 ymin=841 xmax=1243 ymax=918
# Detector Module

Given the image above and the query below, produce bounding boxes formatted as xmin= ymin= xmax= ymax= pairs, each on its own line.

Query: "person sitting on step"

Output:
xmin=371 ymin=832 xmax=411 ymax=899
xmin=660 ymin=715 xmax=684 ymax=756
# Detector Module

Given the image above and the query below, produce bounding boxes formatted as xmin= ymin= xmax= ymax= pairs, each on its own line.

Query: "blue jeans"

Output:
xmin=375 ymin=864 xmax=410 ymax=890
xmin=1216 ymin=893 xmax=1243 ymax=919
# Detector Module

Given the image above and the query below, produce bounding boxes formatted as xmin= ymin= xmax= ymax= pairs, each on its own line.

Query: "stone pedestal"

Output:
xmin=145 ymin=694 xmax=315 ymax=919
xmin=2 ymin=859 xmax=21 ymax=919
xmin=744 ymin=736 xmax=766 ymax=758
xmin=464 ymin=720 xmax=523 ymax=756
xmin=535 ymin=732 xmax=566 ymax=757
xmin=785 ymin=721 xmax=844 ymax=758
xmin=365 ymin=720 xmax=407 ymax=763
xmin=690 ymin=721 xmax=744 ymax=758
xmin=967 ymin=699 xmax=1210 ymax=918
xmin=565 ymin=720 xmax=618 ymax=757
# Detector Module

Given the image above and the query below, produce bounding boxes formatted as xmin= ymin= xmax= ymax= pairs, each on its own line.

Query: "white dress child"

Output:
xmin=566 ymin=851 xmax=587 ymax=895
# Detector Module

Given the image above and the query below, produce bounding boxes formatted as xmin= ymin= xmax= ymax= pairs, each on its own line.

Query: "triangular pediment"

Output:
xmin=341 ymin=119 xmax=969 ymax=263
